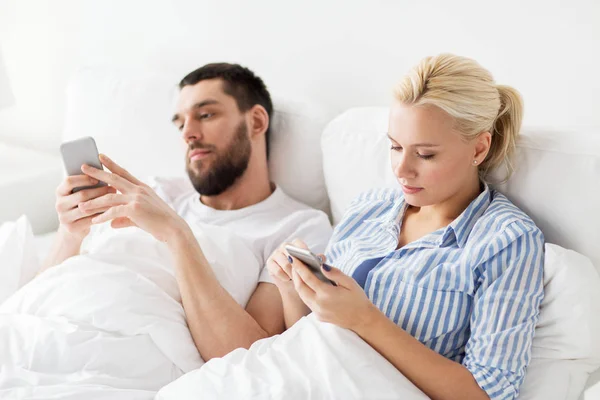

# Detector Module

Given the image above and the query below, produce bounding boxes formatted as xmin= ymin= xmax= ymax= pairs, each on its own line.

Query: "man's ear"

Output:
xmin=248 ymin=104 xmax=269 ymax=139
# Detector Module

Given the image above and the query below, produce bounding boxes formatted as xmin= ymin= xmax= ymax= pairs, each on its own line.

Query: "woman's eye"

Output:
xmin=390 ymin=145 xmax=402 ymax=151
xmin=199 ymin=113 xmax=213 ymax=119
xmin=418 ymin=154 xmax=435 ymax=160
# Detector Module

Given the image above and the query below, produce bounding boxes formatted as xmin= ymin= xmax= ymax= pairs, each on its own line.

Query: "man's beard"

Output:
xmin=186 ymin=121 xmax=252 ymax=196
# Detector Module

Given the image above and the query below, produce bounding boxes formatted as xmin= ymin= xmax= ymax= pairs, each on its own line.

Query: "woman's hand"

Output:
xmin=78 ymin=154 xmax=188 ymax=243
xmin=266 ymin=239 xmax=325 ymax=292
xmin=290 ymin=256 xmax=378 ymax=332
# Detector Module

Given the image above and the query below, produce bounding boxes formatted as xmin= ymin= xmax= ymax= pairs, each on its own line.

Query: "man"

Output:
xmin=41 ymin=63 xmax=332 ymax=361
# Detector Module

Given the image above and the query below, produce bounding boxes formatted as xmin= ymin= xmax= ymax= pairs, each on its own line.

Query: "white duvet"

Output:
xmin=0 ymin=220 xmax=262 ymax=399
xmin=0 ymin=217 xmax=595 ymax=400
xmin=156 ymin=313 xmax=429 ymax=400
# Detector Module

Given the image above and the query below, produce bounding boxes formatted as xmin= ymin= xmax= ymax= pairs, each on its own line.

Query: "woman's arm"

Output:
xmin=289 ymin=262 xmax=489 ymax=400
xmin=265 ymin=240 xmax=314 ymax=328
xmin=355 ymin=306 xmax=489 ymax=400
xmin=279 ymin=286 xmax=311 ymax=328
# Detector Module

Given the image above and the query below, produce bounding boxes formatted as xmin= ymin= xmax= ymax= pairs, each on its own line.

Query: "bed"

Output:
xmin=2 ymin=66 xmax=600 ymax=399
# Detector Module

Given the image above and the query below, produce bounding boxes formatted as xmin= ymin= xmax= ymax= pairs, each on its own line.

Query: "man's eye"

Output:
xmin=178 ymin=125 xmax=184 ymax=131
xmin=199 ymin=113 xmax=213 ymax=119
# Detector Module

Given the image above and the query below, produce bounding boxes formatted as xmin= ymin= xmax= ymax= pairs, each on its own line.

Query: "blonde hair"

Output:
xmin=394 ymin=53 xmax=523 ymax=181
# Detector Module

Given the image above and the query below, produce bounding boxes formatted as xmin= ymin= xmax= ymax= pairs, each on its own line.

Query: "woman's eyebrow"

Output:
xmin=386 ymin=135 xmax=439 ymax=147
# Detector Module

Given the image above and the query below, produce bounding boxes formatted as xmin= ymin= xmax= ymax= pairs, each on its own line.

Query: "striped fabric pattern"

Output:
xmin=325 ymin=183 xmax=545 ymax=399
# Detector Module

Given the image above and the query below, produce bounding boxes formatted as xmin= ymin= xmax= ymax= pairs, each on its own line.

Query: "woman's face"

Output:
xmin=388 ymin=101 xmax=485 ymax=208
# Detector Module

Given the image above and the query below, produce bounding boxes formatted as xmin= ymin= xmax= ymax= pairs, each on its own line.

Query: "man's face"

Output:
xmin=172 ymin=79 xmax=252 ymax=196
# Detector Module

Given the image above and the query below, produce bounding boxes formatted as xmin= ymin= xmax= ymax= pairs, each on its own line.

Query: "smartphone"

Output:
xmin=60 ymin=136 xmax=107 ymax=193
xmin=285 ymin=245 xmax=336 ymax=285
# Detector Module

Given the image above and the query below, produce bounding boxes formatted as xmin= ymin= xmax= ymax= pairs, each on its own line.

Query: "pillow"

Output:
xmin=321 ymin=107 xmax=396 ymax=223
xmin=519 ymin=243 xmax=600 ymax=399
xmin=0 ymin=215 xmax=40 ymax=304
xmin=63 ymin=66 xmax=330 ymax=213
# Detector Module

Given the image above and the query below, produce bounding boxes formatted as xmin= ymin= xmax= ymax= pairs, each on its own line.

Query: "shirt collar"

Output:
xmin=366 ymin=183 xmax=492 ymax=250
xmin=445 ymin=181 xmax=492 ymax=248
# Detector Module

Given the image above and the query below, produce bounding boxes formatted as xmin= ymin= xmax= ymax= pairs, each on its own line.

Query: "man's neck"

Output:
xmin=199 ymin=161 xmax=273 ymax=211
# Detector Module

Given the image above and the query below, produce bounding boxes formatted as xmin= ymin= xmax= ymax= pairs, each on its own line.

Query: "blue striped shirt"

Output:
xmin=325 ymin=183 xmax=545 ymax=400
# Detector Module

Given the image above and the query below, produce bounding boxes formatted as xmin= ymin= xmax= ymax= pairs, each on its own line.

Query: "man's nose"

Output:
xmin=182 ymin=118 xmax=202 ymax=143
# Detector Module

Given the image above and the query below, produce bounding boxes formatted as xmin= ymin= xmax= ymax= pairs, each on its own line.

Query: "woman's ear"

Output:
xmin=474 ymin=131 xmax=492 ymax=161
xmin=248 ymin=105 xmax=269 ymax=139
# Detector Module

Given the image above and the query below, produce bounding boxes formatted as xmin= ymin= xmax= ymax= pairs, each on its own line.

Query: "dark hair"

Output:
xmin=179 ymin=63 xmax=274 ymax=158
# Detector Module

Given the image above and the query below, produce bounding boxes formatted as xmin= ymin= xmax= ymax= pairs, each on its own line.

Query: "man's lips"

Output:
xmin=189 ymin=149 xmax=212 ymax=162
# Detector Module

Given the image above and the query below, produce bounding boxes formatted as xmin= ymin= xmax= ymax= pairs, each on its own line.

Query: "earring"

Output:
xmin=473 ymin=160 xmax=478 ymax=165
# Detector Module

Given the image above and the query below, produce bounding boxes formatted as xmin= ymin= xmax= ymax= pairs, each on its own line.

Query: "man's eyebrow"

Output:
xmin=386 ymin=134 xmax=440 ymax=147
xmin=171 ymin=100 xmax=220 ymax=123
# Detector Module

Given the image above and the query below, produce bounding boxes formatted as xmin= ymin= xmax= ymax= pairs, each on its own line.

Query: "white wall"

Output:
xmin=0 ymin=0 xmax=599 ymax=152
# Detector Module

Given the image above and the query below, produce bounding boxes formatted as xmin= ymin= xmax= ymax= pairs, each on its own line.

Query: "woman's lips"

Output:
xmin=401 ymin=184 xmax=423 ymax=194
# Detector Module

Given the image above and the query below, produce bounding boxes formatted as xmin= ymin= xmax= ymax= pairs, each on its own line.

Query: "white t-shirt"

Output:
xmin=141 ymin=176 xmax=332 ymax=284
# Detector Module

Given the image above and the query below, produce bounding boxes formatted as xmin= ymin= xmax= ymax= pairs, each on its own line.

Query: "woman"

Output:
xmin=267 ymin=54 xmax=544 ymax=400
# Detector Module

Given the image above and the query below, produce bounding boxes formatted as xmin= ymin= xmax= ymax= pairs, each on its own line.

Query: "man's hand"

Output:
xmin=79 ymin=154 xmax=188 ymax=243
xmin=55 ymin=174 xmax=117 ymax=240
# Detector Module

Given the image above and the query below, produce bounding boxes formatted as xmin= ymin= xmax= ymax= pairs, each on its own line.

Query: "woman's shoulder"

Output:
xmin=487 ymin=188 xmax=539 ymax=226
xmin=475 ymin=187 xmax=544 ymax=244
xmin=345 ymin=187 xmax=404 ymax=216
xmin=332 ymin=188 xmax=404 ymax=233
xmin=351 ymin=187 xmax=404 ymax=208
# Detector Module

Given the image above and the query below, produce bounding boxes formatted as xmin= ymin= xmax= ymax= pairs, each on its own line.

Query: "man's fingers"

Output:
xmin=99 ymin=154 xmax=144 ymax=186
xmin=81 ymin=164 xmax=134 ymax=193
xmin=91 ymin=204 xmax=130 ymax=224
xmin=56 ymin=175 xmax=100 ymax=196
xmin=111 ymin=217 xmax=136 ymax=229
xmin=79 ymin=193 xmax=129 ymax=212
xmin=65 ymin=212 xmax=104 ymax=231
xmin=59 ymin=186 xmax=117 ymax=211
xmin=60 ymin=205 xmax=111 ymax=225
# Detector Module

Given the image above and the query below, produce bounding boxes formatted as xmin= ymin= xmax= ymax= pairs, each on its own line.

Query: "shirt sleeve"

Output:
xmin=258 ymin=210 xmax=333 ymax=284
xmin=462 ymin=222 xmax=545 ymax=400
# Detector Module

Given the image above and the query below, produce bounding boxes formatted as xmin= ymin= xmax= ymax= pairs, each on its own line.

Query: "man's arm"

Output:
xmin=167 ymin=225 xmax=285 ymax=361
xmin=40 ymin=226 xmax=84 ymax=273
xmin=78 ymin=155 xmax=286 ymax=360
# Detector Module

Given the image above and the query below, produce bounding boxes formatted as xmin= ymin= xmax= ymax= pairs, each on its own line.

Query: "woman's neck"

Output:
xmin=408 ymin=177 xmax=483 ymax=226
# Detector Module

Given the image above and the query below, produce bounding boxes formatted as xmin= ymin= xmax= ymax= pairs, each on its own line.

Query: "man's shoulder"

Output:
xmin=274 ymin=187 xmax=330 ymax=221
